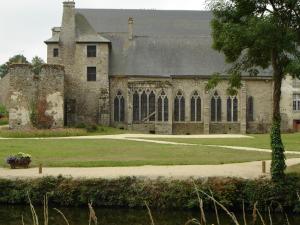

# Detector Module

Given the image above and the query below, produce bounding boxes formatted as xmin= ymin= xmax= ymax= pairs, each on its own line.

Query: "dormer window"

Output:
xmin=53 ymin=48 xmax=59 ymax=57
xmin=87 ymin=45 xmax=97 ymax=57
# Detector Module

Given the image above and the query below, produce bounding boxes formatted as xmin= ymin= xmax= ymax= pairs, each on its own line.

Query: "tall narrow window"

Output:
xmin=87 ymin=67 xmax=96 ymax=81
xmin=293 ymin=94 xmax=300 ymax=111
xmin=141 ymin=91 xmax=148 ymax=120
xmin=53 ymin=48 xmax=59 ymax=57
xmin=211 ymin=91 xmax=221 ymax=122
xmin=191 ymin=91 xmax=201 ymax=121
xmin=227 ymin=96 xmax=238 ymax=122
xmin=87 ymin=45 xmax=97 ymax=57
xmin=158 ymin=91 xmax=168 ymax=122
xmin=247 ymin=96 xmax=254 ymax=121
xmin=114 ymin=91 xmax=125 ymax=122
xmin=149 ymin=91 xmax=156 ymax=121
xmin=174 ymin=91 xmax=185 ymax=122
xmin=133 ymin=91 xmax=140 ymax=122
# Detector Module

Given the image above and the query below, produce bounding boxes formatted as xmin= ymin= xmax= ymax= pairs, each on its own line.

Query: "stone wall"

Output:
xmin=0 ymin=74 xmax=10 ymax=107
xmin=8 ymin=64 xmax=64 ymax=130
xmin=49 ymin=1 xmax=110 ymax=126
xmin=281 ymin=76 xmax=300 ymax=132
xmin=109 ymin=76 xmax=273 ymax=134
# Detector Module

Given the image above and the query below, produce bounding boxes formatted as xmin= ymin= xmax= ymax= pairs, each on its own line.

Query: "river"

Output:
xmin=0 ymin=205 xmax=299 ymax=225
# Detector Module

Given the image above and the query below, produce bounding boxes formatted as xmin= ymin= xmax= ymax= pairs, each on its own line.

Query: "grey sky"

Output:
xmin=0 ymin=0 xmax=208 ymax=64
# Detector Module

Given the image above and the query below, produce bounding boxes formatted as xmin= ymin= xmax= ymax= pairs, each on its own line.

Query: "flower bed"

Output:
xmin=6 ymin=152 xmax=31 ymax=169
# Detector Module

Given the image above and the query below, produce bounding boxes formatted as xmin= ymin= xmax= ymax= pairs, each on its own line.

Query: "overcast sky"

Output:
xmin=0 ymin=0 xmax=208 ymax=64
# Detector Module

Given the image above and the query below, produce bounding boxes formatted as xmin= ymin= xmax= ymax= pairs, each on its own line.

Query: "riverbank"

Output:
xmin=1 ymin=175 xmax=300 ymax=212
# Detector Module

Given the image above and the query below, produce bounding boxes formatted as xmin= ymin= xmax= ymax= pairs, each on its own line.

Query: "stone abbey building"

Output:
xmin=2 ymin=1 xmax=300 ymax=134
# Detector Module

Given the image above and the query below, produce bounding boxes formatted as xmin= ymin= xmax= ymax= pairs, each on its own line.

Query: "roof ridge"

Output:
xmin=76 ymin=8 xmax=211 ymax=12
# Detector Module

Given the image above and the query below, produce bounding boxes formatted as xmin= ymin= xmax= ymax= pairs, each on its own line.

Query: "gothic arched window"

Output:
xmin=141 ymin=91 xmax=148 ymax=120
xmin=149 ymin=91 xmax=156 ymax=121
xmin=247 ymin=96 xmax=254 ymax=121
xmin=114 ymin=91 xmax=125 ymax=122
xmin=174 ymin=91 xmax=185 ymax=122
xmin=132 ymin=90 xmax=156 ymax=122
xmin=227 ymin=96 xmax=238 ymax=122
xmin=133 ymin=91 xmax=140 ymax=122
xmin=211 ymin=91 xmax=221 ymax=122
xmin=158 ymin=91 xmax=169 ymax=122
xmin=191 ymin=91 xmax=201 ymax=121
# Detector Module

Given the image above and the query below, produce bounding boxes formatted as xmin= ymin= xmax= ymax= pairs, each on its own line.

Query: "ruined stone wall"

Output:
xmin=8 ymin=64 xmax=64 ymax=130
xmin=0 ymin=74 xmax=10 ymax=107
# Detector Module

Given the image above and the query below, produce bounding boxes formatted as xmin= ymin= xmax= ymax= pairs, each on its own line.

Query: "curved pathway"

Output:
xmin=1 ymin=158 xmax=300 ymax=180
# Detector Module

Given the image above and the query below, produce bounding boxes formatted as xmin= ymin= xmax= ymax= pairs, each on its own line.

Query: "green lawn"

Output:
xmin=145 ymin=133 xmax=300 ymax=152
xmin=0 ymin=139 xmax=275 ymax=168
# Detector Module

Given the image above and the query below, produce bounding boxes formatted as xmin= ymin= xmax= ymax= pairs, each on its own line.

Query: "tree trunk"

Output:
xmin=270 ymin=50 xmax=286 ymax=182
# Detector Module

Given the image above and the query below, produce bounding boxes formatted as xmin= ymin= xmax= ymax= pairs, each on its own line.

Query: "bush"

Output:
xmin=0 ymin=128 xmax=88 ymax=138
xmin=0 ymin=104 xmax=7 ymax=118
xmin=0 ymin=176 xmax=300 ymax=212
xmin=0 ymin=117 xmax=8 ymax=126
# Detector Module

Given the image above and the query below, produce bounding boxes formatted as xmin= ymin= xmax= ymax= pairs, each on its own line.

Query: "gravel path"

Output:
xmin=1 ymin=158 xmax=300 ymax=180
xmin=0 ymin=133 xmax=252 ymax=140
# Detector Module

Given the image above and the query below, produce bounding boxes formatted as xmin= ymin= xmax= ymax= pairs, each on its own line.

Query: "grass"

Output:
xmin=287 ymin=164 xmax=300 ymax=174
xmin=145 ymin=133 xmax=300 ymax=152
xmin=0 ymin=139 xmax=275 ymax=167
xmin=0 ymin=126 xmax=129 ymax=138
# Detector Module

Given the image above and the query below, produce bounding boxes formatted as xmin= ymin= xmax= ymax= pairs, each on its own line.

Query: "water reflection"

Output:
xmin=0 ymin=205 xmax=299 ymax=225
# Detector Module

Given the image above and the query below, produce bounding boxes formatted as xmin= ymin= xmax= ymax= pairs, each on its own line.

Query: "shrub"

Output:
xmin=0 ymin=104 xmax=7 ymax=118
xmin=0 ymin=128 xmax=88 ymax=138
xmin=0 ymin=176 xmax=300 ymax=212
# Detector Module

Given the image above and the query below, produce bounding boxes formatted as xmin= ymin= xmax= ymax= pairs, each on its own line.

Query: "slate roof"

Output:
xmin=51 ymin=9 xmax=273 ymax=77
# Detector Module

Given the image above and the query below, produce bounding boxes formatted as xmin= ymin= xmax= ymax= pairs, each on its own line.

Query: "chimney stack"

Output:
xmin=128 ymin=17 xmax=134 ymax=40
xmin=60 ymin=1 xmax=76 ymax=66
xmin=52 ymin=27 xmax=61 ymax=36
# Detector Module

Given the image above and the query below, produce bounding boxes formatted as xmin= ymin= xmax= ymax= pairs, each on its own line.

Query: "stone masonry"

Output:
xmin=8 ymin=64 xmax=64 ymax=129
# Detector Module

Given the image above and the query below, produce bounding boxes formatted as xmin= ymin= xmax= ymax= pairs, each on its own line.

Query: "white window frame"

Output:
xmin=293 ymin=94 xmax=300 ymax=111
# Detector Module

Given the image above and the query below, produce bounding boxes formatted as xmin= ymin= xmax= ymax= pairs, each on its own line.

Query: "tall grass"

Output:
xmin=24 ymin=188 xmax=295 ymax=225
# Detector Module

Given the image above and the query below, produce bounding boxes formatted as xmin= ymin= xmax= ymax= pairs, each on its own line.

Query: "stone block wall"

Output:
xmin=110 ymin=76 xmax=273 ymax=134
xmin=8 ymin=64 xmax=64 ymax=130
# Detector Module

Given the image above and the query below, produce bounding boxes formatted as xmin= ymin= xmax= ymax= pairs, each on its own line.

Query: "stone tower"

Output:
xmin=53 ymin=1 xmax=110 ymax=126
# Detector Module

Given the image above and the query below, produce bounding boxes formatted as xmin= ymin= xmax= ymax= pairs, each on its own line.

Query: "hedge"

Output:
xmin=0 ymin=175 xmax=300 ymax=212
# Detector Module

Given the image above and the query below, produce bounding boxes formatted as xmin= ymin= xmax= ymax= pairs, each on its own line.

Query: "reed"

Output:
xmin=22 ymin=189 xmax=297 ymax=225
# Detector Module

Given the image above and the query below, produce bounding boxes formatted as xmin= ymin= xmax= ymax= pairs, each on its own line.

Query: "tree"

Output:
xmin=208 ymin=0 xmax=300 ymax=182
xmin=31 ymin=56 xmax=45 ymax=75
xmin=0 ymin=55 xmax=29 ymax=78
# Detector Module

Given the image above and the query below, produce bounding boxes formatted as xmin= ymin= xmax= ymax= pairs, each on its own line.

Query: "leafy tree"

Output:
xmin=31 ymin=56 xmax=45 ymax=75
xmin=0 ymin=55 xmax=29 ymax=78
xmin=208 ymin=0 xmax=300 ymax=181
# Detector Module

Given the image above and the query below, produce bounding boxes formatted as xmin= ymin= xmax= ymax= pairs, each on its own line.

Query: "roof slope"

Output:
xmin=76 ymin=9 xmax=271 ymax=77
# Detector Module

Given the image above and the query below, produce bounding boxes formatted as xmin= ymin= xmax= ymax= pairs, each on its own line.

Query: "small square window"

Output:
xmin=53 ymin=48 xmax=59 ymax=57
xmin=87 ymin=45 xmax=97 ymax=57
xmin=87 ymin=67 xmax=96 ymax=81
